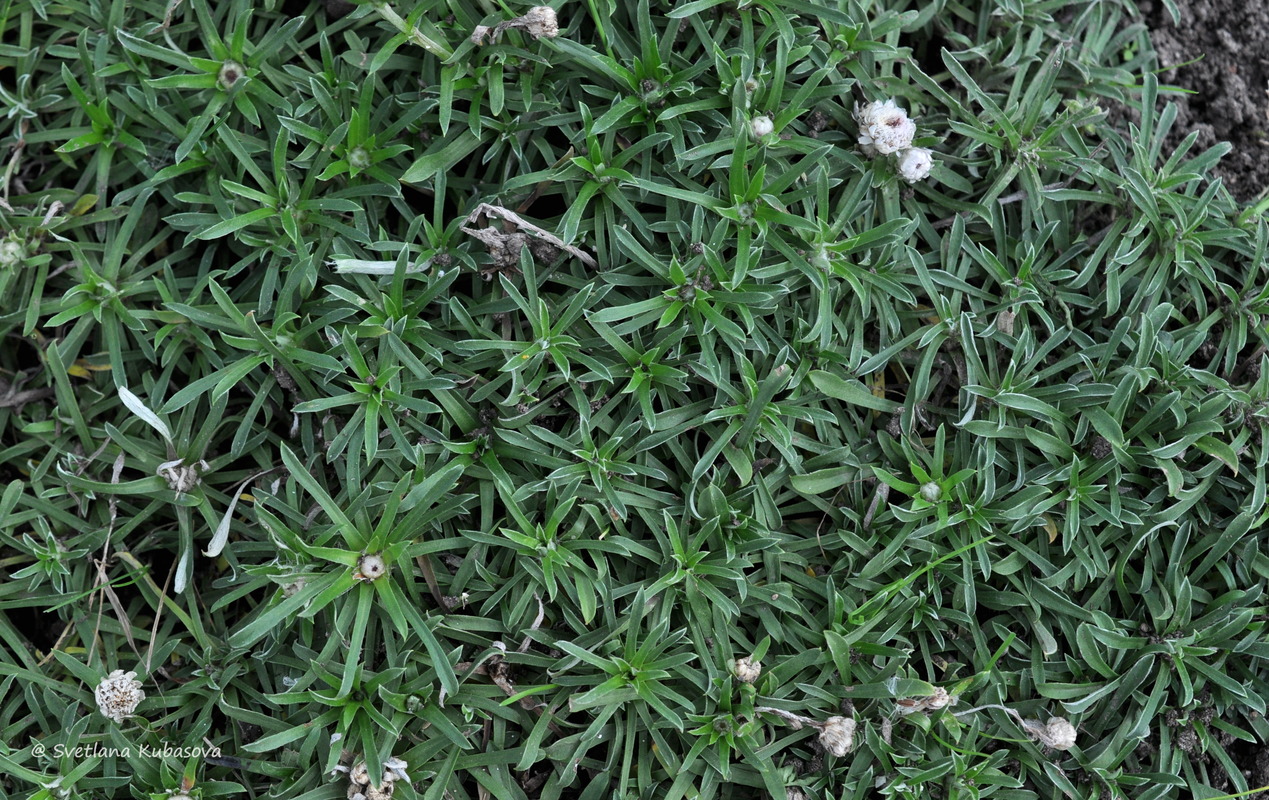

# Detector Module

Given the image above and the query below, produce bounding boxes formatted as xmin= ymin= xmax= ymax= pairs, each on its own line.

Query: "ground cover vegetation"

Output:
xmin=0 ymin=0 xmax=1267 ymax=798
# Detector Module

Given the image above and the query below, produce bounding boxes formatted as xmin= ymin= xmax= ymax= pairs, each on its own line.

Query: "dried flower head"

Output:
xmin=896 ymin=686 xmax=957 ymax=716
xmin=156 ymin=458 xmax=209 ymax=495
xmin=995 ymin=309 xmax=1017 ymax=335
xmin=853 ymin=99 xmax=916 ymax=156
xmin=382 ymin=757 xmax=409 ymax=782
xmin=350 ymin=762 xmax=370 ymax=786
xmin=926 ymin=686 xmax=955 ymax=710
xmin=818 ymin=716 xmax=856 ymax=756
xmin=897 ymin=147 xmax=934 ymax=183
xmin=472 ymin=5 xmax=559 ymax=45
xmin=1043 ymin=717 xmax=1077 ymax=750
xmin=95 ymin=669 xmax=145 ymax=723
xmin=348 ymin=756 xmax=408 ymax=800
xmin=1019 ymin=716 xmax=1078 ymax=750
xmin=521 ymin=6 xmax=558 ymax=38
xmin=732 ymin=656 xmax=762 ymax=684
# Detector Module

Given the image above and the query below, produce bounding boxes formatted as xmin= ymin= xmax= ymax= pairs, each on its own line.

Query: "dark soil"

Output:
xmin=1141 ymin=0 xmax=1269 ymax=203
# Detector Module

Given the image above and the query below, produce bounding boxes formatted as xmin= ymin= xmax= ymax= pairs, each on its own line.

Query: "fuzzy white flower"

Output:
xmin=854 ymin=99 xmax=916 ymax=156
xmin=919 ymin=481 xmax=942 ymax=503
xmin=818 ymin=716 xmax=856 ymax=756
xmin=897 ymin=147 xmax=934 ymax=183
xmin=95 ymin=669 xmax=145 ymax=723
xmin=750 ymin=115 xmax=775 ymax=139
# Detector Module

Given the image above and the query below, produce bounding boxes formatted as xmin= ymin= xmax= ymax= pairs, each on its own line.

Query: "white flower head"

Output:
xmin=732 ymin=656 xmax=762 ymax=684
xmin=818 ymin=715 xmax=856 ymax=756
xmin=95 ymin=669 xmax=145 ymax=724
xmin=750 ymin=115 xmax=775 ymax=139
xmin=854 ymin=98 xmax=916 ymax=155
xmin=897 ymin=147 xmax=935 ymax=183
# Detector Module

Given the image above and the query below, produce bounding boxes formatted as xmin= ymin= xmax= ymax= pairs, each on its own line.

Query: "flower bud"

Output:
xmin=897 ymin=147 xmax=934 ymax=183
xmin=920 ymin=482 xmax=942 ymax=503
xmin=218 ymin=59 xmax=245 ymax=90
xmin=356 ymin=554 xmax=387 ymax=581
xmin=348 ymin=147 xmax=371 ymax=170
xmin=750 ymin=115 xmax=774 ymax=139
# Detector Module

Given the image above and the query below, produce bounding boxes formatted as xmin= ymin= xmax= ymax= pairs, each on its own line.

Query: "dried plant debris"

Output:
xmin=471 ymin=6 xmax=559 ymax=46
xmin=461 ymin=202 xmax=597 ymax=272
